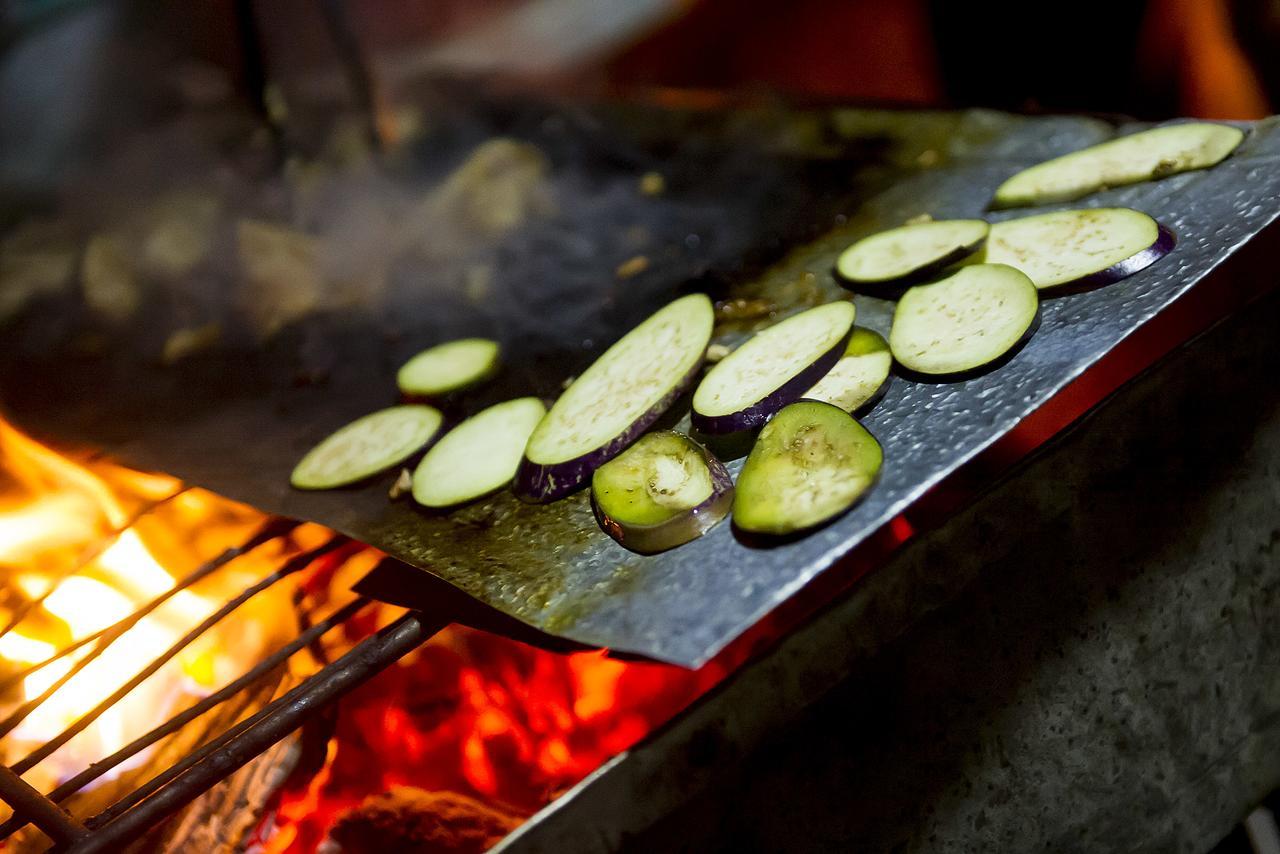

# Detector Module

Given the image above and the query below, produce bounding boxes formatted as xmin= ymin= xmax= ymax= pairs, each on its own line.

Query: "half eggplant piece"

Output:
xmin=803 ymin=328 xmax=892 ymax=414
xmin=397 ymin=338 xmax=501 ymax=396
xmin=591 ymin=431 xmax=732 ymax=554
xmin=889 ymin=264 xmax=1039 ymax=380
xmin=733 ymin=400 xmax=882 ymax=536
xmin=291 ymin=405 xmax=443 ymax=490
xmin=992 ymin=122 xmax=1245 ymax=209
xmin=692 ymin=301 xmax=855 ymax=435
xmin=835 ymin=219 xmax=988 ymax=293
xmin=977 ymin=207 xmax=1175 ymax=293
xmin=412 ymin=397 xmax=547 ymax=508
xmin=516 ymin=293 xmax=714 ymax=503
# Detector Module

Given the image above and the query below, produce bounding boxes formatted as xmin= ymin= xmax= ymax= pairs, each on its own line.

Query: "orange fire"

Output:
xmin=263 ymin=623 xmax=726 ymax=853
xmin=0 ymin=420 xmax=727 ymax=851
xmin=0 ymin=420 xmax=331 ymax=821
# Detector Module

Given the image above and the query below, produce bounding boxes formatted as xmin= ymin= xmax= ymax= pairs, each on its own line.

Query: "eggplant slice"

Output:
xmin=291 ymin=405 xmax=443 ymax=490
xmin=397 ymin=338 xmax=501 ymax=396
xmin=804 ymin=327 xmax=893 ymax=414
xmin=733 ymin=400 xmax=882 ymax=536
xmin=977 ymin=208 xmax=1175 ymax=292
xmin=890 ymin=264 xmax=1039 ymax=379
xmin=516 ymin=293 xmax=714 ymax=503
xmin=835 ymin=219 xmax=988 ymax=290
xmin=413 ymin=397 xmax=547 ymax=508
xmin=692 ymin=301 xmax=855 ymax=434
xmin=993 ymin=122 xmax=1244 ymax=209
xmin=591 ymin=431 xmax=732 ymax=554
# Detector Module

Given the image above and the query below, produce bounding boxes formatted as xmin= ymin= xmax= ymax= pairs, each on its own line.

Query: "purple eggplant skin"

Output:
xmin=513 ymin=360 xmax=704 ymax=503
xmin=833 ymin=237 xmax=988 ymax=298
xmin=592 ymin=443 xmax=734 ymax=555
xmin=690 ymin=324 xmax=854 ymax=436
xmin=1040 ymin=224 xmax=1177 ymax=298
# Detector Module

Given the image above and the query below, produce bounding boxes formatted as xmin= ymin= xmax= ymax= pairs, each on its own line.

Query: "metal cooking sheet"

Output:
xmin=3 ymin=105 xmax=1278 ymax=668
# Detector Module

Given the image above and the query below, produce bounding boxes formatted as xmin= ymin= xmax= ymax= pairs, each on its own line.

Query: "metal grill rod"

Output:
xmin=73 ymin=610 xmax=444 ymax=853
xmin=0 ymin=767 xmax=87 ymax=846
xmin=8 ymin=536 xmax=350 ymax=773
xmin=0 ymin=491 xmax=185 ymax=643
xmin=0 ymin=596 xmax=370 ymax=842
xmin=0 ymin=517 xmax=298 ymax=697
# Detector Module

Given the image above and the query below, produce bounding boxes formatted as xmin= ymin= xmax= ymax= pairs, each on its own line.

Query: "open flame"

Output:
xmin=0 ymin=419 xmax=728 ymax=851
xmin=0 ymin=420 xmax=310 ymax=810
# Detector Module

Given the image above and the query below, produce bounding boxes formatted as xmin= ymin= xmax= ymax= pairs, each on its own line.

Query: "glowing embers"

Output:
xmin=265 ymin=629 xmax=726 ymax=853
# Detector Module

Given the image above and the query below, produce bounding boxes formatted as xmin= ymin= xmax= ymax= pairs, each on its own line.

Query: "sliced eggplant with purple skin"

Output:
xmin=291 ymin=405 xmax=443 ymax=490
xmin=692 ymin=301 xmax=855 ymax=435
xmin=515 ymin=293 xmax=714 ymax=503
xmin=992 ymin=122 xmax=1245 ymax=209
xmin=397 ymin=337 xmax=500 ymax=397
xmin=804 ymin=327 xmax=892 ymax=414
xmin=835 ymin=219 xmax=988 ymax=291
xmin=975 ymin=207 xmax=1175 ymax=293
xmin=591 ymin=431 xmax=732 ymax=554
xmin=890 ymin=264 xmax=1039 ymax=379
xmin=412 ymin=397 xmax=547 ymax=508
xmin=733 ymin=400 xmax=882 ymax=536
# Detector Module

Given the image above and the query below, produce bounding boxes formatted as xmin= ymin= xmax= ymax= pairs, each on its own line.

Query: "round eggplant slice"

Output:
xmin=890 ymin=264 xmax=1038 ymax=379
xmin=591 ymin=431 xmax=732 ymax=554
xmin=803 ymin=328 xmax=892 ymax=414
xmin=397 ymin=338 xmax=500 ymax=396
xmin=291 ymin=405 xmax=443 ymax=490
xmin=733 ymin=401 xmax=882 ymax=536
xmin=992 ymin=122 xmax=1245 ymax=209
xmin=412 ymin=397 xmax=547 ymax=508
xmin=516 ymin=293 xmax=714 ymax=503
xmin=835 ymin=219 xmax=988 ymax=288
xmin=692 ymin=301 xmax=855 ymax=435
xmin=977 ymin=207 xmax=1174 ymax=292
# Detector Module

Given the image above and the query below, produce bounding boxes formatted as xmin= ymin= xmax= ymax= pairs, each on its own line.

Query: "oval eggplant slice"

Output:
xmin=993 ymin=122 xmax=1245 ymax=209
xmin=804 ymin=328 xmax=892 ymax=414
xmin=291 ymin=405 xmax=443 ymax=490
xmin=397 ymin=338 xmax=500 ymax=396
xmin=733 ymin=400 xmax=882 ymax=536
xmin=591 ymin=431 xmax=732 ymax=554
xmin=412 ymin=397 xmax=547 ymax=508
xmin=835 ymin=219 xmax=988 ymax=289
xmin=977 ymin=208 xmax=1174 ymax=292
xmin=692 ymin=301 xmax=855 ymax=435
xmin=516 ymin=293 xmax=714 ymax=503
xmin=890 ymin=264 xmax=1038 ymax=379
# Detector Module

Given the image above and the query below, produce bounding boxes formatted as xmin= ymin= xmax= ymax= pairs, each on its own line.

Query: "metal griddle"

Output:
xmin=3 ymin=99 xmax=1278 ymax=668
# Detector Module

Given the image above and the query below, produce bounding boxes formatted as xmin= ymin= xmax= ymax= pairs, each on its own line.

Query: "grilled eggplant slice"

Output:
xmin=516 ymin=293 xmax=714 ymax=502
xmin=890 ymin=264 xmax=1038 ymax=379
xmin=835 ymin=219 xmax=988 ymax=289
xmin=692 ymin=301 xmax=855 ymax=435
xmin=291 ymin=405 xmax=443 ymax=490
xmin=733 ymin=400 xmax=882 ymax=535
xmin=993 ymin=122 xmax=1244 ymax=209
xmin=591 ymin=431 xmax=732 ymax=553
xmin=804 ymin=328 xmax=892 ymax=414
xmin=397 ymin=338 xmax=501 ymax=396
xmin=412 ymin=397 xmax=546 ymax=508
xmin=978 ymin=208 xmax=1174 ymax=292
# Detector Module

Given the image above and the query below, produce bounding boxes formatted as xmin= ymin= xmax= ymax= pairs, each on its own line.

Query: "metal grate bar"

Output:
xmin=0 ymin=596 xmax=371 ymax=842
xmin=7 ymin=536 xmax=349 ymax=773
xmin=73 ymin=610 xmax=444 ymax=853
xmin=0 ymin=516 xmax=298 ymax=697
xmin=0 ymin=766 xmax=88 ymax=845
xmin=0 ymin=491 xmax=187 ymax=643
